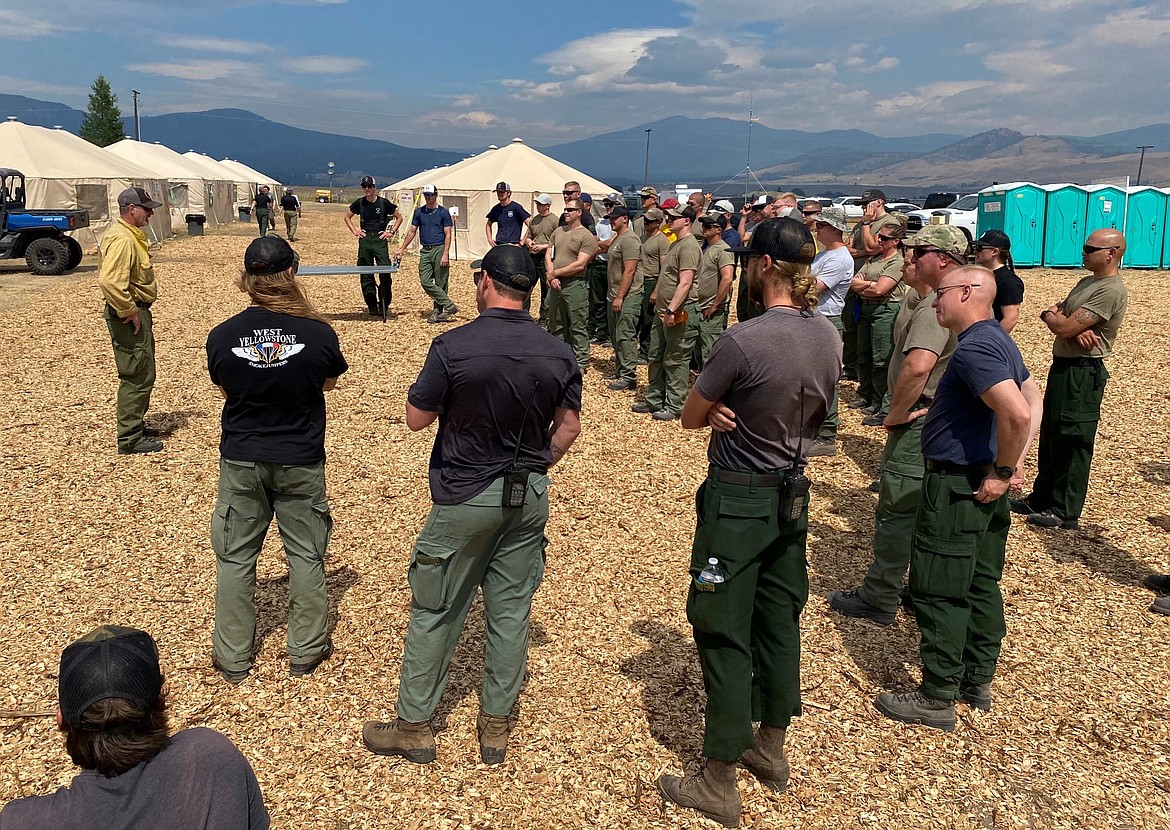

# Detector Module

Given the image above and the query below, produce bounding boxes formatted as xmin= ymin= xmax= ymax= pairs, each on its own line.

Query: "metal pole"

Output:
xmin=132 ymin=90 xmax=141 ymax=141
xmin=1136 ymin=145 xmax=1153 ymax=186
xmin=643 ymin=129 xmax=652 ymax=188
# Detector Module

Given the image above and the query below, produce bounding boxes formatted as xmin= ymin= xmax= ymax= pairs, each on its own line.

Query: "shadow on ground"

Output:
xmin=255 ymin=564 xmax=362 ymax=656
xmin=618 ymin=619 xmax=705 ymax=764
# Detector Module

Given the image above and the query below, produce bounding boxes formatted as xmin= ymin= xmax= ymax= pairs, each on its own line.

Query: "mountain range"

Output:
xmin=2 ymin=93 xmax=1167 ymax=190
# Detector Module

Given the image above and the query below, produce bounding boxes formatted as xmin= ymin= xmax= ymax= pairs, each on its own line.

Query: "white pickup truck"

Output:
xmin=904 ymin=194 xmax=978 ymax=241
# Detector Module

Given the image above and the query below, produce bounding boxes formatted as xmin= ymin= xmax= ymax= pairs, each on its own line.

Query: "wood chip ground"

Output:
xmin=1 ymin=204 xmax=1168 ymax=828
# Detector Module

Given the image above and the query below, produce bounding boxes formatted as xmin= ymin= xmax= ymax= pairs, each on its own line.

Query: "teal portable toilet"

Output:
xmin=977 ymin=182 xmax=1044 ymax=266
xmin=1042 ymin=184 xmax=1089 ymax=267
xmin=1084 ymin=184 xmax=1127 ymax=233
xmin=1124 ymin=186 xmax=1166 ymax=268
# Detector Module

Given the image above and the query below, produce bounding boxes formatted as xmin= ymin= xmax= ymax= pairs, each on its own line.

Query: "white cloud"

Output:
xmin=0 ymin=10 xmax=69 ymax=37
xmin=280 ymin=56 xmax=367 ymax=74
xmin=865 ymin=57 xmax=900 ymax=73
xmin=126 ymin=59 xmax=254 ymax=82
xmin=159 ymin=35 xmax=272 ymax=55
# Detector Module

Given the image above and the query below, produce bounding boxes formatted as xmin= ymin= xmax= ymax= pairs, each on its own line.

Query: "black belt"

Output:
xmin=707 ymin=464 xmax=787 ymax=487
xmin=1052 ymin=356 xmax=1102 ymax=367
xmin=924 ymin=459 xmax=990 ymax=475
xmin=862 ymin=298 xmax=890 ymax=305
xmin=421 ymin=244 xmax=442 ymax=250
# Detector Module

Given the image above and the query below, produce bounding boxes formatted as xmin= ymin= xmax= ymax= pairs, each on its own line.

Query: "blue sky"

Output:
xmin=2 ymin=0 xmax=1167 ymax=148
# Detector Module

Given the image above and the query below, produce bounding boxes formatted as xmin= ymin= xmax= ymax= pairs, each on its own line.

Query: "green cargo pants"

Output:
xmin=687 ymin=470 xmax=809 ymax=761
xmin=608 ymin=292 xmax=642 ymax=384
xmin=283 ymin=210 xmax=299 ymax=240
xmin=637 ymin=276 xmax=657 ymax=358
xmin=842 ymin=291 xmax=860 ymax=377
xmin=857 ymin=300 xmax=900 ymax=412
xmin=909 ymin=468 xmax=1010 ymax=700
xmin=396 ymin=475 xmax=549 ymax=722
xmin=859 ymin=418 xmax=925 ymax=613
xmin=255 ymin=208 xmax=272 ymax=237
xmin=547 ymin=277 xmax=590 ymax=372
xmin=1028 ymin=359 xmax=1108 ymax=522
xmin=418 ymin=244 xmax=452 ymax=313
xmin=528 ymin=252 xmax=549 ymax=325
xmin=357 ymin=235 xmax=392 ymax=312
xmin=105 ymin=304 xmax=156 ymax=452
xmin=694 ymin=306 xmax=728 ymax=371
xmin=644 ymin=302 xmax=698 ymax=414
xmin=817 ymin=315 xmax=844 ymax=441
xmin=211 ymin=458 xmax=333 ymax=671
xmin=587 ymin=259 xmax=609 ymax=340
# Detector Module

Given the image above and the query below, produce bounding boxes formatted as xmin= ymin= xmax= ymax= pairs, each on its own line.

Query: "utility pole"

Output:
xmin=643 ymin=129 xmax=652 ymax=189
xmin=1136 ymin=144 xmax=1153 ymax=186
xmin=132 ymin=90 xmax=141 ymax=141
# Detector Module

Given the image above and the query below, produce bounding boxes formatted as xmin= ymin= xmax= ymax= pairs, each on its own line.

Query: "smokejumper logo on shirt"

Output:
xmin=231 ymin=329 xmax=306 ymax=368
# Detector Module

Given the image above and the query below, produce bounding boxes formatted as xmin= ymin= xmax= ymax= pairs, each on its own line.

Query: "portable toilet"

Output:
xmin=1042 ymin=183 xmax=1089 ymax=267
xmin=1084 ymin=184 xmax=1127 ymax=233
xmin=1124 ymin=186 xmax=1166 ymax=268
xmin=977 ymin=182 xmax=1045 ymax=266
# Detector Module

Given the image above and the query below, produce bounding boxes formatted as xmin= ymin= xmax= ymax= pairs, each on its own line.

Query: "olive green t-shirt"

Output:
xmin=851 ymin=212 xmax=902 ymax=269
xmin=857 ymin=251 xmax=907 ymax=303
xmin=692 ymin=238 xmax=735 ymax=309
xmin=1052 ymin=274 xmax=1128 ymax=358
xmin=888 ymin=287 xmax=956 ymax=405
xmin=606 ymin=230 xmax=643 ymax=299
xmin=550 ymin=226 xmax=597 ymax=274
xmin=657 ymin=233 xmax=702 ymax=310
xmin=639 ymin=232 xmax=670 ymax=282
xmin=528 ymin=212 xmax=560 ymax=247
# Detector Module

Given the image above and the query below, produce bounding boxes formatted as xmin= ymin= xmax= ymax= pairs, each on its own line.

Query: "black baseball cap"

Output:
xmin=59 ymin=626 xmax=163 ymax=730
xmin=664 ymin=204 xmax=696 ymax=221
xmin=117 ymin=187 xmax=163 ymax=210
xmin=730 ymin=216 xmax=816 ymax=265
xmin=361 ymin=176 xmax=376 ymax=187
xmin=481 ymin=244 xmax=537 ymax=293
xmin=974 ymin=229 xmax=1011 ymax=251
xmin=604 ymin=205 xmax=630 ymax=220
xmin=858 ymin=188 xmax=886 ymax=205
xmin=698 ymin=214 xmax=721 ymax=229
xmin=244 ymin=235 xmax=298 ymax=275
xmin=495 ymin=181 xmax=510 ymax=192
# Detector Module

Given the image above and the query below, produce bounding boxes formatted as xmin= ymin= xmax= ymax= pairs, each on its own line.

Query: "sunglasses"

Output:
xmin=563 ymin=207 xmax=581 ymax=212
xmin=877 ymin=234 xmax=899 ymax=243
xmin=802 ymin=209 xmax=821 ymax=215
xmin=910 ymin=246 xmax=943 ymax=257
xmin=562 ymin=190 xmax=580 ymax=196
xmin=1082 ymin=244 xmax=1118 ymax=254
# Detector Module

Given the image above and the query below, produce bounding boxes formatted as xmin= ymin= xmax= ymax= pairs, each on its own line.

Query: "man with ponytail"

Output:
xmin=205 ymin=236 xmax=348 ymax=684
xmin=655 ymin=217 xmax=840 ymax=827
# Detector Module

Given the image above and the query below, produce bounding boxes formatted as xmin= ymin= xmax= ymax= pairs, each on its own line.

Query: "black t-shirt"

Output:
xmin=253 ymin=192 xmax=272 ymax=211
xmin=279 ymin=193 xmax=299 ymax=211
xmin=407 ymin=308 xmax=582 ymax=504
xmin=349 ymin=196 xmax=397 ymax=235
xmin=992 ymin=265 xmax=1025 ymax=321
xmin=206 ymin=307 xmax=348 ymax=465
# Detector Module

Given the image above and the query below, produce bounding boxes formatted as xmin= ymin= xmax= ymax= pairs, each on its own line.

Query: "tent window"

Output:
xmin=76 ymin=184 xmax=109 ymax=220
xmin=443 ymin=195 xmax=469 ymax=230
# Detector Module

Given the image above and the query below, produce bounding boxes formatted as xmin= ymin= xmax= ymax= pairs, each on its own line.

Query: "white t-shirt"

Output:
xmin=812 ymin=246 xmax=854 ymax=317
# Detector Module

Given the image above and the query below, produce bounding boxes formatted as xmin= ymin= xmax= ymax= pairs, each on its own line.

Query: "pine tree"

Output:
xmin=79 ymin=76 xmax=124 ymax=147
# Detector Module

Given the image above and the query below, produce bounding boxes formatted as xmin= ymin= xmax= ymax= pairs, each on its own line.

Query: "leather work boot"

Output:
xmin=874 ymin=689 xmax=957 ymax=731
xmin=960 ymin=680 xmax=992 ymax=711
xmin=476 ymin=712 xmax=511 ymax=764
xmin=362 ymin=718 xmax=436 ymax=763
xmin=738 ymin=725 xmax=789 ymax=792
xmin=656 ymin=758 xmax=741 ymax=828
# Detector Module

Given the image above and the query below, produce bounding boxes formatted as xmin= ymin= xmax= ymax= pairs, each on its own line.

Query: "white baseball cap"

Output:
xmin=534 ymin=193 xmax=552 ymax=205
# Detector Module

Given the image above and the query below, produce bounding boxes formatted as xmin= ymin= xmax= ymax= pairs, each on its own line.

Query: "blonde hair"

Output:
xmin=237 ymin=269 xmax=329 ymax=324
xmin=763 ymin=259 xmax=819 ymax=313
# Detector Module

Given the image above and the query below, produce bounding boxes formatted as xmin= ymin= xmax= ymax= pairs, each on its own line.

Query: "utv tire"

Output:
xmin=25 ymin=237 xmax=69 ymax=276
xmin=65 ymin=237 xmax=84 ymax=270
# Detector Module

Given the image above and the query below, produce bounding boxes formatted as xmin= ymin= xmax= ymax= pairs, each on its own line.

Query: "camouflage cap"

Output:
xmin=814 ymin=206 xmax=849 ymax=233
xmin=904 ymin=225 xmax=970 ymax=259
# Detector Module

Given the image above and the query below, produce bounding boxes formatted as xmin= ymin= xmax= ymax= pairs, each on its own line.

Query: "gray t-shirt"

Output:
xmin=695 ymin=307 xmax=842 ymax=472
xmin=0 ymin=728 xmax=269 ymax=830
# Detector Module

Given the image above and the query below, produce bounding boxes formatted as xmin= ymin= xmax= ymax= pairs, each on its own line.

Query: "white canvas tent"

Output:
xmin=217 ymin=158 xmax=281 ymax=209
xmin=0 ymin=119 xmax=171 ymax=246
xmin=106 ymin=139 xmax=220 ymax=231
xmin=383 ymin=138 xmax=614 ymax=261
xmin=178 ymin=152 xmax=238 ymax=225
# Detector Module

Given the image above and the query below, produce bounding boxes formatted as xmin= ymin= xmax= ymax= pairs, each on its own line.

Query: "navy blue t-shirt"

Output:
xmin=486 ymin=201 xmax=530 ymax=244
xmin=207 ymin=307 xmax=348 ymax=465
xmin=921 ymin=319 xmax=1029 ymax=465
xmin=412 ymin=204 xmax=452 ymax=246
xmin=408 ymin=308 xmax=582 ymax=504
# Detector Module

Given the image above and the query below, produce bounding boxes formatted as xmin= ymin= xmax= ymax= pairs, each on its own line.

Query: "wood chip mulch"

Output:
xmin=1 ymin=204 xmax=1168 ymax=828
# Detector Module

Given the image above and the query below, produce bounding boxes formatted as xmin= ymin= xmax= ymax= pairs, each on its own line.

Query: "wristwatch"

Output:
xmin=860 ymin=221 xmax=872 ymax=227
xmin=994 ymin=465 xmax=1015 ymax=481
xmin=1040 ymin=309 xmax=1052 ymax=321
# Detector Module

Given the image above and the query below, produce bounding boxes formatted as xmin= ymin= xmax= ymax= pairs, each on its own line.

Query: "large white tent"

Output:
xmin=177 ymin=152 xmax=238 ymax=225
xmin=0 ymin=120 xmax=171 ymax=246
xmin=384 ymin=138 xmax=614 ymax=261
xmin=106 ymin=139 xmax=221 ymax=231
xmin=217 ymin=158 xmax=281 ymax=210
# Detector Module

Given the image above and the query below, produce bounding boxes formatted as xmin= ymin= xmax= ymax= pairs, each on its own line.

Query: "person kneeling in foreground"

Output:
xmin=362 ymin=244 xmax=582 ymax=765
xmin=656 ymin=217 xmax=841 ymax=828
xmin=0 ymin=626 xmax=269 ymax=829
